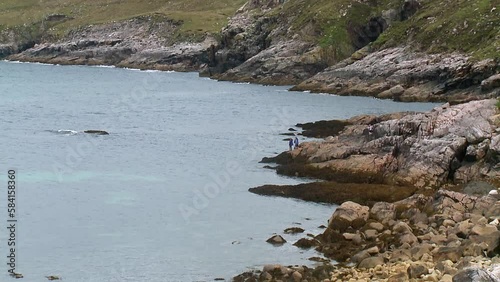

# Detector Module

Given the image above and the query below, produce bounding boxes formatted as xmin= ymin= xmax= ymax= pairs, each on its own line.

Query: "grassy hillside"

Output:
xmin=0 ymin=0 xmax=498 ymax=62
xmin=267 ymin=0 xmax=499 ymax=61
xmin=0 ymin=0 xmax=246 ymax=37
xmin=375 ymin=0 xmax=500 ymax=59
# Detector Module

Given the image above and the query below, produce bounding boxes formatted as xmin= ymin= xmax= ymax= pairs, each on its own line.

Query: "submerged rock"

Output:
xmin=84 ymin=130 xmax=109 ymax=135
xmin=284 ymin=227 xmax=304 ymax=234
xmin=266 ymin=235 xmax=286 ymax=245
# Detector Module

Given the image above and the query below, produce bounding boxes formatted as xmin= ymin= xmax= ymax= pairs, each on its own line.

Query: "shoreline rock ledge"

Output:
xmin=259 ymin=99 xmax=500 ymax=192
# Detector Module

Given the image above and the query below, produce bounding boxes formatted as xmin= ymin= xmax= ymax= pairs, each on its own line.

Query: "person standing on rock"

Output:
xmin=366 ymin=124 xmax=374 ymax=140
xmin=289 ymin=138 xmax=294 ymax=151
xmin=294 ymin=136 xmax=299 ymax=149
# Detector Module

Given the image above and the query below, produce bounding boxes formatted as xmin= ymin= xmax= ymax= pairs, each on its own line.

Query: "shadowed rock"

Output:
xmin=249 ymin=182 xmax=416 ymax=206
xmin=84 ymin=130 xmax=109 ymax=135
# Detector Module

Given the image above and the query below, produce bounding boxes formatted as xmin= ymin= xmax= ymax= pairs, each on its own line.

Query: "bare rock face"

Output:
xmin=293 ymin=47 xmax=500 ymax=103
xmin=452 ymin=267 xmax=500 ymax=282
xmin=482 ymin=74 xmax=500 ymax=91
xmin=8 ymin=16 xmax=217 ymax=72
xmin=207 ymin=2 xmax=327 ymax=85
xmin=216 ymin=40 xmax=326 ymax=85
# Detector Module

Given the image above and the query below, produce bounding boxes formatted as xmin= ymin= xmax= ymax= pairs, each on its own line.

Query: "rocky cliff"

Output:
xmin=2 ymin=0 xmax=498 ymax=101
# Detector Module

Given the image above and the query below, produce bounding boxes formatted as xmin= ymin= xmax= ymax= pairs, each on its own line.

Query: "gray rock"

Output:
xmin=328 ymin=201 xmax=369 ymax=232
xmin=481 ymin=73 xmax=500 ymax=91
xmin=266 ymin=235 xmax=286 ymax=245
xmin=294 ymin=47 xmax=498 ymax=103
xmin=351 ymin=250 xmax=371 ymax=265
xmin=358 ymin=256 xmax=385 ymax=269
xmin=452 ymin=267 xmax=500 ymax=282
xmin=393 ymin=222 xmax=413 ymax=234
xmin=364 ymin=229 xmax=378 ymax=240
xmin=407 ymin=263 xmax=429 ymax=279
xmin=387 ymin=272 xmax=409 ymax=282
xmin=291 ymin=271 xmax=302 ymax=282
xmin=470 ymin=224 xmax=498 ymax=236
xmin=368 ymin=222 xmax=385 ymax=232
xmin=370 ymin=202 xmax=396 ymax=223
xmin=399 ymin=232 xmax=418 ymax=245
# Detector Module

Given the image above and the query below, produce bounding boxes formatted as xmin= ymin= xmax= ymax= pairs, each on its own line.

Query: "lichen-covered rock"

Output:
xmin=293 ymin=47 xmax=499 ymax=103
xmin=452 ymin=267 xmax=500 ymax=282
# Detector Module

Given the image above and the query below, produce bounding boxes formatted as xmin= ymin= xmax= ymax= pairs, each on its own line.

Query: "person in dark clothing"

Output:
xmin=289 ymin=138 xmax=293 ymax=151
xmin=294 ymin=136 xmax=299 ymax=149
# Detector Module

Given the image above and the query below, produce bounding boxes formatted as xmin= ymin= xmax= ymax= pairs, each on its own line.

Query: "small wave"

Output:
xmin=57 ymin=129 xmax=78 ymax=135
xmin=122 ymin=67 xmax=175 ymax=73
xmin=46 ymin=129 xmax=79 ymax=135
xmin=90 ymin=65 xmax=116 ymax=69
xmin=122 ymin=67 xmax=143 ymax=72
xmin=3 ymin=60 xmax=58 ymax=66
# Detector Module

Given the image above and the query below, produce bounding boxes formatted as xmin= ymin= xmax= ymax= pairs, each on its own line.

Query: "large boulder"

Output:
xmin=358 ymin=256 xmax=385 ymax=269
xmin=328 ymin=201 xmax=369 ymax=232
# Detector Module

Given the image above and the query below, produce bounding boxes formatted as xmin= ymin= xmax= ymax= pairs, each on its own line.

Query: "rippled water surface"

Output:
xmin=0 ymin=61 xmax=440 ymax=281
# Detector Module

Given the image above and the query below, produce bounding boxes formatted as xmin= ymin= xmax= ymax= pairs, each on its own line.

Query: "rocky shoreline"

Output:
xmin=234 ymin=99 xmax=500 ymax=281
xmin=235 ymin=189 xmax=500 ymax=282
xmin=2 ymin=1 xmax=499 ymax=103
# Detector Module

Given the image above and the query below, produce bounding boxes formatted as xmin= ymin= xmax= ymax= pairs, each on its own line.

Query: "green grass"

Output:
xmin=373 ymin=0 xmax=500 ymax=60
xmin=0 ymin=0 xmax=246 ymax=39
xmin=266 ymin=0 xmax=408 ymax=62
xmin=0 ymin=0 xmax=498 ymax=62
xmin=265 ymin=0 xmax=499 ymax=62
xmin=496 ymin=98 xmax=500 ymax=110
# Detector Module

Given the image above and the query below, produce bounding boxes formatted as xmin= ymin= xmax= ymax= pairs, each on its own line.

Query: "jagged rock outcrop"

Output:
xmin=292 ymin=47 xmax=500 ymax=103
xmin=264 ymin=99 xmax=499 ymax=189
xmin=206 ymin=3 xmax=327 ymax=85
xmin=8 ymin=16 xmax=216 ymax=71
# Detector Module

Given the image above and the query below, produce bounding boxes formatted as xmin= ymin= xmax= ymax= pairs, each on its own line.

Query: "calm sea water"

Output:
xmin=0 ymin=61 xmax=439 ymax=281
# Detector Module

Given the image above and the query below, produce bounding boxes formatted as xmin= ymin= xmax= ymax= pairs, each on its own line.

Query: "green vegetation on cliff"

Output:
xmin=0 ymin=0 xmax=246 ymax=38
xmin=271 ymin=0 xmax=499 ymax=62
xmin=0 ymin=0 xmax=498 ymax=63
xmin=375 ymin=0 xmax=500 ymax=59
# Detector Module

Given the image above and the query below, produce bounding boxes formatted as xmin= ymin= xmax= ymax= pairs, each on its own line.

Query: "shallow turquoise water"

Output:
xmin=0 ymin=61 xmax=440 ymax=281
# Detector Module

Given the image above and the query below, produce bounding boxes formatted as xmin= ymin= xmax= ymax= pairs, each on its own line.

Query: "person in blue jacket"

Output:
xmin=289 ymin=138 xmax=294 ymax=151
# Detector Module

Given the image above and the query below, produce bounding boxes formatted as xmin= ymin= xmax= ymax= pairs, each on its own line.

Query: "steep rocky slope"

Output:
xmin=3 ymin=0 xmax=498 ymax=101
